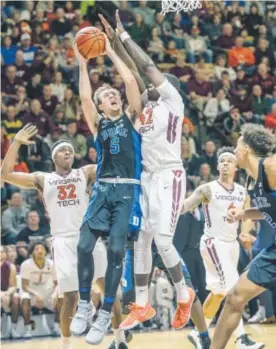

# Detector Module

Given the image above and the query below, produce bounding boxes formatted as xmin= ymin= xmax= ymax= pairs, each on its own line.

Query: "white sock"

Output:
xmin=204 ymin=317 xmax=213 ymax=328
xmin=174 ymin=278 xmax=189 ymax=302
xmin=25 ymin=324 xmax=31 ymax=331
xmin=113 ymin=328 xmax=126 ymax=344
xmin=259 ymin=305 xmax=265 ymax=317
xmin=61 ymin=336 xmax=72 ymax=349
xmin=135 ymin=286 xmax=148 ymax=307
xmin=11 ymin=322 xmax=17 ymax=330
xmin=234 ymin=319 xmax=245 ymax=338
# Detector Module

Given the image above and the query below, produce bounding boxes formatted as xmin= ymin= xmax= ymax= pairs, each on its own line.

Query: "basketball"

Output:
xmin=75 ymin=27 xmax=105 ymax=59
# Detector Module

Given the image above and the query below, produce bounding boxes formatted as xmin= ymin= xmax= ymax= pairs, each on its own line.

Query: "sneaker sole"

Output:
xmin=172 ymin=289 xmax=196 ymax=330
xmin=188 ymin=334 xmax=202 ymax=349
xmin=120 ymin=309 xmax=156 ymax=330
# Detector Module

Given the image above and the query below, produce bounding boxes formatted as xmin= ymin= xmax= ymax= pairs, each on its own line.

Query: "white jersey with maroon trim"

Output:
xmin=140 ymin=79 xmax=184 ymax=171
xmin=43 ymin=169 xmax=89 ymax=237
xmin=203 ymin=180 xmax=246 ymax=242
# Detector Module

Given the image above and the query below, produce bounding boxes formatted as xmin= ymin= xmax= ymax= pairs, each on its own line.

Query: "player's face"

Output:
xmin=218 ymin=154 xmax=237 ymax=177
xmin=234 ymin=137 xmax=248 ymax=168
xmin=99 ymin=88 xmax=122 ymax=116
xmin=33 ymin=244 xmax=46 ymax=260
xmin=54 ymin=146 xmax=74 ymax=168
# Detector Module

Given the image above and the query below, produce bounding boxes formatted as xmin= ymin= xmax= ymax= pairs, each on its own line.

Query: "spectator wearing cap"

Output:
xmin=204 ymin=89 xmax=231 ymax=126
xmin=265 ymin=103 xmax=276 ymax=129
xmin=214 ymin=54 xmax=237 ymax=81
xmin=16 ymin=210 xmax=49 ymax=244
xmin=39 ymin=85 xmax=59 ymax=116
xmin=51 ymin=8 xmax=72 ymax=37
xmin=223 ymin=107 xmax=246 ymax=143
xmin=26 ymin=74 xmax=43 ymax=99
xmin=254 ymin=38 xmax=275 ymax=69
xmin=231 ymin=66 xmax=251 ymax=93
xmin=61 ymin=120 xmax=87 ymax=167
xmin=200 ymin=140 xmax=218 ymax=175
xmin=23 ymin=99 xmax=53 ymax=137
xmin=215 ymin=23 xmax=235 ymax=50
xmin=252 ymin=63 xmax=276 ymax=96
xmin=19 ymin=33 xmax=37 ymax=65
xmin=185 ymin=26 xmax=213 ymax=63
xmin=231 ymin=85 xmax=252 ymax=115
xmin=14 ymin=50 xmax=30 ymax=84
xmin=1 ymin=35 xmax=17 ymax=65
xmin=228 ymin=36 xmax=255 ymax=69
xmin=3 ymin=105 xmax=22 ymax=140
xmin=1 ymin=65 xmax=23 ymax=100
xmin=1 ymin=123 xmax=10 ymax=160
xmin=251 ymin=85 xmax=268 ymax=123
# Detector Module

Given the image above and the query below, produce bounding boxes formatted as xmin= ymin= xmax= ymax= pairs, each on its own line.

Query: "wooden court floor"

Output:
xmin=2 ymin=325 xmax=276 ymax=349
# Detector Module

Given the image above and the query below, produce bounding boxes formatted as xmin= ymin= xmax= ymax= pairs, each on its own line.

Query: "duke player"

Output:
xmin=1 ymin=125 xmax=108 ymax=349
xmin=211 ymin=124 xmax=276 ymax=349
xmin=181 ymin=147 xmax=263 ymax=349
xmin=110 ymin=12 xmax=195 ymax=331
xmin=70 ymin=36 xmax=143 ymax=345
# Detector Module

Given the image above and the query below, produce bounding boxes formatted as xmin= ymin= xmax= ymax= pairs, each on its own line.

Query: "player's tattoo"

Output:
xmin=181 ymin=184 xmax=211 ymax=214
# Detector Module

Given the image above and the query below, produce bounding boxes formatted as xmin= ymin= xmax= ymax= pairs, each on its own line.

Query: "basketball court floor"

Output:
xmin=2 ymin=325 xmax=275 ymax=349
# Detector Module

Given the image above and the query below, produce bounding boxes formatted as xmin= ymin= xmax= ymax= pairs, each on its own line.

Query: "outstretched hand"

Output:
xmin=98 ymin=14 xmax=116 ymax=41
xmin=102 ymin=33 xmax=113 ymax=56
xmin=73 ymin=42 xmax=87 ymax=65
xmin=115 ymin=9 xmax=125 ymax=35
xmin=15 ymin=124 xmax=37 ymax=145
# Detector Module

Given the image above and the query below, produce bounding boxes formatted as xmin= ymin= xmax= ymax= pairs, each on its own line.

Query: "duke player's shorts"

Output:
xmin=83 ymin=181 xmax=142 ymax=241
xmin=141 ymin=169 xmax=186 ymax=236
xmin=21 ymin=288 xmax=55 ymax=311
xmin=200 ymin=235 xmax=240 ymax=295
xmin=52 ymin=235 xmax=107 ymax=294
xmin=247 ymin=241 xmax=276 ymax=290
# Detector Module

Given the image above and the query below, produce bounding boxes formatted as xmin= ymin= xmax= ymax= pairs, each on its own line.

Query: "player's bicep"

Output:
xmin=3 ymin=172 xmax=42 ymax=189
xmin=145 ymin=64 xmax=165 ymax=88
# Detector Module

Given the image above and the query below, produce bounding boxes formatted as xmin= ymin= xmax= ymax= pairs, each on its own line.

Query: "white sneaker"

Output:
xmin=248 ymin=309 xmax=265 ymax=323
xmin=23 ymin=325 xmax=32 ymax=339
xmin=10 ymin=326 xmax=21 ymax=339
xmin=70 ymin=300 xmax=95 ymax=335
xmin=85 ymin=309 xmax=111 ymax=345
xmin=236 ymin=334 xmax=265 ymax=349
xmin=188 ymin=329 xmax=202 ymax=349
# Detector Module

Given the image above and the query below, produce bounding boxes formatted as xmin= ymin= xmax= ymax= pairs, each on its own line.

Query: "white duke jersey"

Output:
xmin=140 ymin=79 xmax=184 ymax=171
xmin=203 ymin=181 xmax=246 ymax=242
xmin=43 ymin=169 xmax=89 ymax=237
xmin=21 ymin=257 xmax=56 ymax=290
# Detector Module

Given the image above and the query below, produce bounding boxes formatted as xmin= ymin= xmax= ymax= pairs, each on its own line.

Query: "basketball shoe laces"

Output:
xmin=127 ymin=303 xmax=146 ymax=319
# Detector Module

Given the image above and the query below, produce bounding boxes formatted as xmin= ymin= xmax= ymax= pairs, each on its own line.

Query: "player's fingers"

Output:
xmin=98 ymin=13 xmax=109 ymax=28
xmin=115 ymin=9 xmax=122 ymax=26
xmin=27 ymin=126 xmax=38 ymax=136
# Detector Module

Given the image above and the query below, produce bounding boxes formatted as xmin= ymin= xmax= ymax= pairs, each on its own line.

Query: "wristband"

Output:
xmin=120 ymin=31 xmax=130 ymax=43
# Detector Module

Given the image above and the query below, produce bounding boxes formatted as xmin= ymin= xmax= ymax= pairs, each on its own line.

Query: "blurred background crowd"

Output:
xmin=1 ymin=0 xmax=276 ymax=340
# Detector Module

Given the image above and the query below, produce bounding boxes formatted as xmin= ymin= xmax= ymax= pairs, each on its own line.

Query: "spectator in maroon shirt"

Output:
xmin=14 ymin=50 xmax=30 ymax=84
xmin=215 ymin=23 xmax=235 ymax=50
xmin=187 ymin=71 xmax=212 ymax=110
xmin=1 ymin=65 xmax=22 ymax=100
xmin=254 ymin=38 xmax=275 ymax=70
xmin=23 ymin=99 xmax=53 ymax=137
xmin=252 ymin=63 xmax=276 ymax=96
xmin=39 ymin=85 xmax=59 ymax=116
xmin=169 ymin=54 xmax=194 ymax=86
xmin=230 ymin=85 xmax=252 ymax=115
xmin=51 ymin=8 xmax=72 ymax=37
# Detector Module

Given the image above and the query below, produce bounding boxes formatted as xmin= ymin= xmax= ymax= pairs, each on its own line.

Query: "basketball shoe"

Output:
xmin=85 ymin=309 xmax=112 ymax=345
xmin=70 ymin=300 xmax=95 ymax=335
xmin=235 ymin=334 xmax=265 ymax=349
xmin=172 ymin=287 xmax=195 ymax=329
xmin=119 ymin=302 xmax=156 ymax=330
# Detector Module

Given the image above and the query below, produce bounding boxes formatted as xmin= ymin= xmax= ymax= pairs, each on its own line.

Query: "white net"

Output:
xmin=161 ymin=0 xmax=202 ymax=15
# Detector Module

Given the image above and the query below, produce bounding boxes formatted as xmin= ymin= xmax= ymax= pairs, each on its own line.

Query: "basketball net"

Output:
xmin=161 ymin=0 xmax=202 ymax=15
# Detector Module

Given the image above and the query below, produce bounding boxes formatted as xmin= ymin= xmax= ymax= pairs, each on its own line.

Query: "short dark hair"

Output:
xmin=51 ymin=139 xmax=73 ymax=153
xmin=217 ymin=146 xmax=235 ymax=158
xmin=241 ymin=124 xmax=275 ymax=157
xmin=29 ymin=240 xmax=49 ymax=256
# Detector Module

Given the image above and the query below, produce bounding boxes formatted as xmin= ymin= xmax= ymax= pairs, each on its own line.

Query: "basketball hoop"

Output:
xmin=161 ymin=0 xmax=202 ymax=15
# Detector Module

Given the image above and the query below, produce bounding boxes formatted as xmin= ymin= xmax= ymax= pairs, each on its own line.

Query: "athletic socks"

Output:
xmin=135 ymin=285 xmax=148 ymax=307
xmin=79 ymin=287 xmax=91 ymax=302
xmin=174 ymin=278 xmax=189 ymax=302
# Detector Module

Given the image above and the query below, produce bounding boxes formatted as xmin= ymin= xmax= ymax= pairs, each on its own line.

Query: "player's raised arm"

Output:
xmin=103 ymin=34 xmax=142 ymax=118
xmin=81 ymin=164 xmax=97 ymax=186
xmin=181 ymin=184 xmax=212 ymax=215
xmin=73 ymin=43 xmax=98 ymax=135
xmin=1 ymin=125 xmax=44 ymax=189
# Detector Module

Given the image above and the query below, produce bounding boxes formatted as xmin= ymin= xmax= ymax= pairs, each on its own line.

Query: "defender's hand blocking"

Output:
xmin=102 ymin=33 xmax=113 ymax=56
xmin=98 ymin=14 xmax=116 ymax=41
xmin=115 ymin=10 xmax=125 ymax=35
xmin=14 ymin=124 xmax=37 ymax=145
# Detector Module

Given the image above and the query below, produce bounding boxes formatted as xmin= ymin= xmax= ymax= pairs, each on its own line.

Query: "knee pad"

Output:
xmin=154 ymin=235 xmax=180 ymax=269
xmin=134 ymin=230 xmax=153 ymax=275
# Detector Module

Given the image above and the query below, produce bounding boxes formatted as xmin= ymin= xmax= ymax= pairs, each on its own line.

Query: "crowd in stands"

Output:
xmin=1 ymin=0 xmax=276 ymax=339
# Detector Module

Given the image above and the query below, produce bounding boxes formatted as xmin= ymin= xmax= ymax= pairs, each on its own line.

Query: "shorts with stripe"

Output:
xmin=200 ymin=235 xmax=239 ymax=295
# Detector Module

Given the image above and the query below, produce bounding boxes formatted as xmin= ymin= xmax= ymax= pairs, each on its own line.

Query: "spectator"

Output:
xmin=16 ymin=210 xmax=49 ymax=244
xmin=245 ymin=4 xmax=264 ymax=37
xmin=3 ymin=105 xmax=22 ymax=140
xmin=2 ymin=192 xmax=29 ymax=245
xmin=77 ymin=108 xmax=91 ymax=138
xmin=181 ymin=137 xmax=201 ymax=176
xmin=1 ymin=245 xmax=20 ymax=339
xmin=26 ymin=73 xmax=43 ymax=99
xmin=32 ymin=23 xmax=48 ymax=46
xmin=52 ymin=107 xmax=67 ymax=130
xmin=5 ymin=245 xmax=17 ymax=265
xmin=19 ymin=33 xmax=37 ymax=65
xmin=182 ymin=122 xmax=199 ymax=155
xmin=204 ymin=15 xmax=222 ymax=43
xmin=154 ymin=12 xmax=172 ymax=42
xmin=20 ymin=241 xmax=60 ymax=339
xmin=185 ymin=26 xmax=213 ymax=63
xmin=83 ymin=146 xmax=97 ymax=165
xmin=130 ymin=13 xmax=150 ymax=49
xmin=223 ymin=107 xmax=246 ymax=143
xmin=265 ymin=103 xmax=276 ymax=130
xmin=14 ymin=153 xmax=29 ymax=173
xmin=1 ymin=35 xmax=17 ymax=65
xmin=228 ymin=36 xmax=255 ymax=68
xmin=14 ymin=50 xmax=30 ymax=84
xmin=39 ymin=85 xmax=59 ymax=116
xmin=1 ymin=123 xmax=10 ymax=160
xmin=51 ymin=8 xmax=72 ymax=37
xmin=191 ymin=163 xmax=216 ymax=187
xmin=132 ymin=0 xmax=155 ymax=27
xmin=216 ymin=71 xmax=233 ymax=97
xmin=232 ymin=66 xmax=251 ymax=93
xmin=61 ymin=120 xmax=87 ymax=167
xmin=63 ymin=88 xmax=78 ymax=120
xmin=252 ymin=63 xmax=276 ymax=96
xmin=215 ymin=23 xmax=235 ymax=50
xmin=2 ymin=65 xmax=22 ymax=100
xmin=251 ymin=84 xmax=268 ymax=121
xmin=254 ymin=38 xmax=275 ymax=70
xmin=147 ymin=27 xmax=165 ymax=62
xmin=193 ymin=55 xmax=215 ymax=81
xmin=214 ymin=54 xmax=237 ymax=81
xmin=265 ymin=86 xmax=276 ymax=113
xmin=23 ymin=99 xmax=53 ymax=137
xmin=200 ymin=141 xmax=218 ymax=175
xmin=231 ymin=85 xmax=252 ymax=114
xmin=187 ymin=70 xmax=213 ymax=111
xmin=204 ymin=89 xmax=231 ymax=126
xmin=15 ymin=241 xmax=29 ymax=269
xmin=89 ymin=69 xmax=103 ymax=95
xmin=50 ymin=71 xmax=67 ymax=103
xmin=14 ymin=85 xmax=30 ymax=117
xmin=44 ymin=127 xmax=64 ymax=149
xmin=169 ymin=54 xmax=194 ymax=86
xmin=118 ymin=1 xmax=135 ymax=28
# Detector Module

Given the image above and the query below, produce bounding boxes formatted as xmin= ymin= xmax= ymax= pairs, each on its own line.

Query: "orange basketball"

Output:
xmin=75 ymin=27 xmax=105 ymax=59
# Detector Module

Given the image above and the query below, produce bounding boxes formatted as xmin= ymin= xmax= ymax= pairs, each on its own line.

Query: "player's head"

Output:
xmin=217 ymin=146 xmax=237 ymax=178
xmin=29 ymin=241 xmax=49 ymax=260
xmin=51 ymin=140 xmax=74 ymax=169
xmin=146 ymin=73 xmax=181 ymax=101
xmin=94 ymin=84 xmax=122 ymax=118
xmin=235 ymin=124 xmax=275 ymax=168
